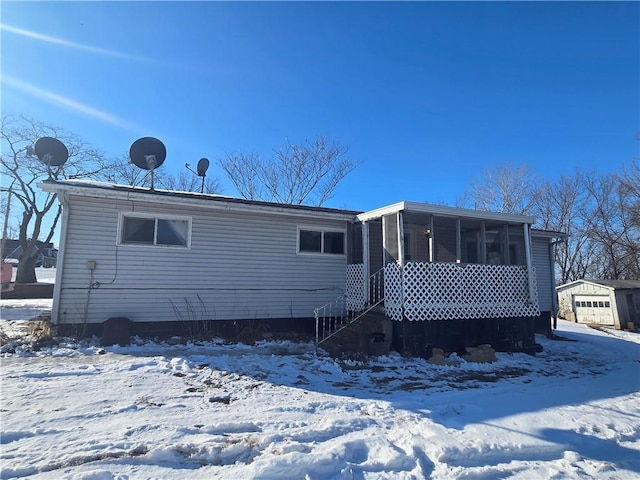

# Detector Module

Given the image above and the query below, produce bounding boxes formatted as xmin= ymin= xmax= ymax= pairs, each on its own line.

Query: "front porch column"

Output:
xmin=428 ymin=214 xmax=434 ymax=262
xmin=398 ymin=211 xmax=405 ymax=266
xmin=456 ymin=218 xmax=461 ymax=263
xmin=362 ymin=221 xmax=370 ymax=303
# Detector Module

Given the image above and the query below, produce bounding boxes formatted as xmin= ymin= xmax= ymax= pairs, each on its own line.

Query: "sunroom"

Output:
xmin=324 ymin=202 xmax=541 ymax=355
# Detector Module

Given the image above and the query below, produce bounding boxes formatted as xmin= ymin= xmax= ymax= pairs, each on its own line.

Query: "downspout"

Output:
xmin=523 ymin=223 xmax=534 ymax=305
xmin=549 ymin=238 xmax=563 ymax=329
xmin=82 ymin=262 xmax=96 ymax=338
xmin=51 ymin=191 xmax=70 ymax=326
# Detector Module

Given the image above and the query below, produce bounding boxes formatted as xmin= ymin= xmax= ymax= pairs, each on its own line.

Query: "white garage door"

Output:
xmin=573 ymin=295 xmax=614 ymax=325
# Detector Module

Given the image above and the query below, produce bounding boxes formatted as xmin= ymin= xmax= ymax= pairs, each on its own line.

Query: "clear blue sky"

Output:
xmin=2 ymin=1 xmax=639 ymax=213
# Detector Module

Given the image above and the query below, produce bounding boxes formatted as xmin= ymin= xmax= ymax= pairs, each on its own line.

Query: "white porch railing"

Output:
xmin=384 ymin=262 xmax=540 ymax=322
xmin=314 ymin=261 xmax=539 ymax=347
xmin=314 ymin=266 xmax=384 ymax=346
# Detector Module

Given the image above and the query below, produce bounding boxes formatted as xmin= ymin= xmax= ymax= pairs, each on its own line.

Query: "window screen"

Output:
xmin=324 ymin=231 xmax=345 ymax=254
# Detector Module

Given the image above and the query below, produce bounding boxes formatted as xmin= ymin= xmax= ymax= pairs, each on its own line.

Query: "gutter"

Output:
xmin=39 ymin=181 xmax=358 ymax=222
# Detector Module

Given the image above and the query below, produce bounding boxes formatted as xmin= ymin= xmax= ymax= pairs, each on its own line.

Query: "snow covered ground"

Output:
xmin=6 ymin=267 xmax=57 ymax=284
xmin=1 ymin=299 xmax=639 ymax=480
xmin=0 ymin=299 xmax=53 ymax=322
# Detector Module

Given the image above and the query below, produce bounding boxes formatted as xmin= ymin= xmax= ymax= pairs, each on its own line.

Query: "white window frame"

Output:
xmin=297 ymin=226 xmax=346 ymax=255
xmin=117 ymin=212 xmax=192 ymax=249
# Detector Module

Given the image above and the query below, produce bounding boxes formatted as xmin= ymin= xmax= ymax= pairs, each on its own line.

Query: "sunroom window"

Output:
xmin=120 ymin=214 xmax=190 ymax=247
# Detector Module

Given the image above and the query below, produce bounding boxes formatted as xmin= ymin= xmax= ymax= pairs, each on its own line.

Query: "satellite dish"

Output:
xmin=34 ymin=137 xmax=69 ymax=167
xmin=129 ymin=137 xmax=166 ymax=170
xmin=129 ymin=137 xmax=166 ymax=190
xmin=185 ymin=157 xmax=210 ymax=193
xmin=196 ymin=158 xmax=209 ymax=177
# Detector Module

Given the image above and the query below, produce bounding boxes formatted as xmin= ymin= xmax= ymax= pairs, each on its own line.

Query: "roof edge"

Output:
xmin=357 ymin=200 xmax=535 ymax=224
xmin=39 ymin=180 xmax=360 ymax=220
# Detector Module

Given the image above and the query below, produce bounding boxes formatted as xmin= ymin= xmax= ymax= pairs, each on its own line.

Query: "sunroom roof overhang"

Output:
xmin=357 ymin=201 xmax=535 ymax=224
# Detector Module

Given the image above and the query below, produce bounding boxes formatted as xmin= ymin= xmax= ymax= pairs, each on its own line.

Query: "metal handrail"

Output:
xmin=314 ymin=267 xmax=385 ymax=349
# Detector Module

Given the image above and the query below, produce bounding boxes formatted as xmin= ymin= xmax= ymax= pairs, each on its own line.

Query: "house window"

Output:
xmin=120 ymin=214 xmax=190 ymax=247
xmin=299 ymin=230 xmax=322 ymax=253
xmin=298 ymin=228 xmax=345 ymax=255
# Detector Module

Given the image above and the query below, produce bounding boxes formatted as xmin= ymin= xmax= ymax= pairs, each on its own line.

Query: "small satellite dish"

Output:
xmin=129 ymin=137 xmax=166 ymax=190
xmin=34 ymin=137 xmax=69 ymax=167
xmin=196 ymin=158 xmax=209 ymax=177
xmin=186 ymin=156 xmax=210 ymax=193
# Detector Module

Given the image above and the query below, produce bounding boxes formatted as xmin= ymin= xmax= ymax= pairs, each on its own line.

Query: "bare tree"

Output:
xmin=584 ymin=168 xmax=640 ymax=279
xmin=219 ymin=135 xmax=356 ymax=206
xmin=107 ymin=155 xmax=222 ymax=194
xmin=461 ymin=164 xmax=539 ymax=215
xmin=105 ymin=154 xmax=155 ymax=188
xmin=534 ymin=171 xmax=597 ymax=284
xmin=158 ymin=170 xmax=221 ymax=194
xmin=220 ymin=152 xmax=264 ymax=201
xmin=1 ymin=115 xmax=107 ymax=283
xmin=619 ymin=158 xmax=640 ymax=228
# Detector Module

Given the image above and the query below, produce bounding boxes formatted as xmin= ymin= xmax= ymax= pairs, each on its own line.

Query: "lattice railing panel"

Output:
xmin=384 ymin=263 xmax=404 ymax=321
xmin=381 ymin=262 xmax=539 ymax=322
xmin=346 ymin=263 xmax=365 ymax=311
xmin=401 ymin=262 xmax=540 ymax=321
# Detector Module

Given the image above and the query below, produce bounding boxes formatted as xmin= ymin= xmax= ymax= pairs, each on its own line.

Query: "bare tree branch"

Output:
xmin=1 ymin=114 xmax=109 ymax=283
xmin=107 ymin=155 xmax=222 ymax=194
xmin=219 ymin=135 xmax=357 ymax=206
xmin=461 ymin=163 xmax=538 ymax=215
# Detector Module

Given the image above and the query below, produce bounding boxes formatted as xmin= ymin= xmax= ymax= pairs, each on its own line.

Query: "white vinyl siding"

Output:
xmin=55 ymin=195 xmax=348 ymax=325
xmin=531 ymin=235 xmax=553 ymax=312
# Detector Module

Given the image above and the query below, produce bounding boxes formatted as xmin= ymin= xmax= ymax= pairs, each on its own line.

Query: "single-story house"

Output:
xmin=1 ymin=239 xmax=57 ymax=268
xmin=40 ymin=179 xmax=564 ymax=356
xmin=557 ymin=279 xmax=640 ymax=330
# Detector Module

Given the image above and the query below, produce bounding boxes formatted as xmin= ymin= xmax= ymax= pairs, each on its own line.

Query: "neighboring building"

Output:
xmin=557 ymin=279 xmax=640 ymax=330
xmin=40 ymin=180 xmax=564 ymax=356
xmin=1 ymin=239 xmax=58 ymax=268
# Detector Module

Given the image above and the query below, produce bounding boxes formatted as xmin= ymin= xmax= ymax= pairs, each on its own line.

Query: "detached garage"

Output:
xmin=557 ymin=279 xmax=640 ymax=330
